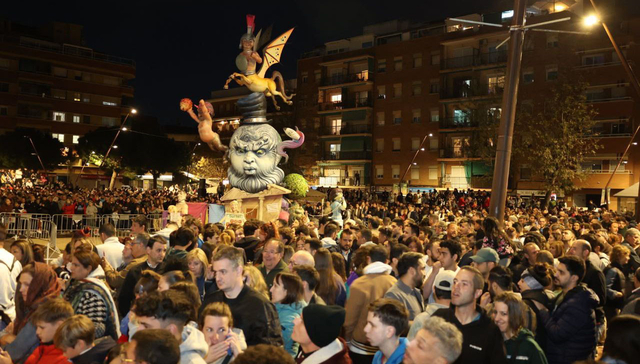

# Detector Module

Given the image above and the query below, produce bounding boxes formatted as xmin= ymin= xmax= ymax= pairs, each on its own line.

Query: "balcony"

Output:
xmin=318 ymin=97 xmax=373 ymax=112
xmin=439 ymin=147 xmax=478 ymax=159
xmin=322 ymin=124 xmax=372 ymax=136
xmin=322 ymin=151 xmax=372 ymax=160
xmin=440 ymin=116 xmax=479 ymax=129
xmin=441 ymin=50 xmax=508 ymax=71
xmin=320 ymin=71 xmax=372 ymax=87
xmin=440 ymin=82 xmax=504 ymax=100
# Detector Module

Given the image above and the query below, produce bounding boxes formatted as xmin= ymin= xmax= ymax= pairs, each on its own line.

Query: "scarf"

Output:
xmin=13 ymin=262 xmax=61 ymax=335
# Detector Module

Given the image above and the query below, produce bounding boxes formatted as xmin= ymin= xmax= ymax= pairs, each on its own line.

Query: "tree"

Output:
xmin=190 ymin=155 xmax=227 ymax=180
xmin=0 ymin=128 xmax=65 ymax=170
xmin=514 ymin=78 xmax=601 ymax=205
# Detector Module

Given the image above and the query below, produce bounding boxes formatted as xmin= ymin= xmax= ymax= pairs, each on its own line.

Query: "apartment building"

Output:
xmin=294 ymin=2 xmax=640 ymax=208
xmin=0 ymin=20 xmax=135 ymax=147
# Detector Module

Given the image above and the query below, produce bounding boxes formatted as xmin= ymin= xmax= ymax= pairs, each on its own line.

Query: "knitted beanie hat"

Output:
xmin=302 ymin=304 xmax=345 ymax=347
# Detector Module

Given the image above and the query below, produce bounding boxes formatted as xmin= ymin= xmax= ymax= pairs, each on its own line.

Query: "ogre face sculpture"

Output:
xmin=227 ymin=124 xmax=285 ymax=193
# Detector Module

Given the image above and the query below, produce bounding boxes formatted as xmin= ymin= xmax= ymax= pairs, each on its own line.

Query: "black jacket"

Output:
xmin=432 ymin=306 xmax=507 ymax=364
xmin=522 ymin=288 xmax=555 ymax=352
xmin=201 ymin=285 xmax=283 ymax=347
xmin=234 ymin=236 xmax=261 ymax=263
xmin=117 ymin=259 xmax=163 ymax=316
xmin=538 ymin=284 xmax=599 ymax=364
xmin=583 ymin=260 xmax=606 ymax=323
xmin=71 ymin=337 xmax=116 ymax=364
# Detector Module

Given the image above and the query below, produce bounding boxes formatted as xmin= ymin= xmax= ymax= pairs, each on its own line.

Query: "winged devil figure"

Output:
xmin=223 ymin=15 xmax=295 ymax=110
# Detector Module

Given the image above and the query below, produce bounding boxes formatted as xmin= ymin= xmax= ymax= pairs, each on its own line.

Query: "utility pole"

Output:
xmin=488 ymin=0 xmax=527 ymax=223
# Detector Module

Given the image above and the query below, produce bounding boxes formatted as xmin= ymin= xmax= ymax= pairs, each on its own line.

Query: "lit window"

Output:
xmin=331 ymin=94 xmax=342 ymax=103
xmin=393 ymin=110 xmax=402 ymax=125
xmin=502 ymin=10 xmax=514 ymax=19
xmin=73 ymin=93 xmax=81 ymax=102
xmin=393 ymin=83 xmax=402 ymax=98
xmin=411 ymin=138 xmax=420 ymax=151
xmin=53 ymin=112 xmax=65 ymax=122
xmin=412 ymin=109 xmax=421 ymax=123
xmin=83 ymin=95 xmax=91 ymax=103
xmin=392 ymin=165 xmax=400 ymax=179
xmin=411 ymin=166 xmax=420 ymax=180
xmin=377 ymin=85 xmax=386 ymax=99
xmin=72 ymin=135 xmax=79 ymax=144
xmin=73 ymin=115 xmax=80 ymax=123
xmin=392 ymin=138 xmax=401 ymax=151
xmin=378 ymin=59 xmax=386 ymax=73
xmin=413 ymin=53 xmax=422 ymax=68
xmin=103 ymin=101 xmax=117 ymax=106
xmin=52 ymin=133 xmax=65 ymax=143
xmin=376 ymin=166 xmax=384 ymax=179
xmin=394 ymin=57 xmax=403 ymax=71
xmin=430 ymin=108 xmax=439 ymax=122
xmin=429 ymin=166 xmax=437 ymax=180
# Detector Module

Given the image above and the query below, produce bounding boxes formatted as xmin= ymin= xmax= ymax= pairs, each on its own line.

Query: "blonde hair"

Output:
xmin=187 ymin=248 xmax=209 ymax=278
xmin=54 ymin=314 xmax=95 ymax=349
xmin=222 ymin=229 xmax=236 ymax=242
xmin=243 ymin=265 xmax=269 ymax=299
xmin=219 ymin=232 xmax=233 ymax=246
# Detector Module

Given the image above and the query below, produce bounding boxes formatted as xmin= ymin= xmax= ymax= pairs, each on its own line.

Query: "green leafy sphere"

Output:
xmin=283 ymin=173 xmax=309 ymax=199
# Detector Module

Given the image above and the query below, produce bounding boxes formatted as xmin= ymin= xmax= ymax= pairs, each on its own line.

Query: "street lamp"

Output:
xmin=583 ymin=15 xmax=600 ymax=27
xmin=97 ymin=108 xmax=137 ymax=189
xmin=399 ymin=133 xmax=434 ymax=189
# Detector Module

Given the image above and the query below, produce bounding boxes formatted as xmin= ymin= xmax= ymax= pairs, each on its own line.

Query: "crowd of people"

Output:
xmin=0 ymin=175 xmax=639 ymax=363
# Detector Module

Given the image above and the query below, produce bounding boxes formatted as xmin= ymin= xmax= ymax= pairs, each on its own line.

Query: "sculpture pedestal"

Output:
xmin=220 ymin=185 xmax=291 ymax=223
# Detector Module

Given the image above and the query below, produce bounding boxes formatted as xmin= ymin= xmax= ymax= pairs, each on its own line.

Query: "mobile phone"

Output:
xmin=226 ymin=333 xmax=233 ymax=356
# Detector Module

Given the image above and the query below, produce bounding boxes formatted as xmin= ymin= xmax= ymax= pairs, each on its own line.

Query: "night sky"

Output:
xmin=5 ymin=0 xmax=527 ymax=126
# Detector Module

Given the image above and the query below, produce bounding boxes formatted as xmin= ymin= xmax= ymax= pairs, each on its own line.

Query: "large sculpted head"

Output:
xmin=228 ymin=124 xmax=285 ymax=193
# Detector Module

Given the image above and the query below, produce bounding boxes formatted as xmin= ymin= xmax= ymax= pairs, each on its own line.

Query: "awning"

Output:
xmin=614 ymin=183 xmax=638 ymax=198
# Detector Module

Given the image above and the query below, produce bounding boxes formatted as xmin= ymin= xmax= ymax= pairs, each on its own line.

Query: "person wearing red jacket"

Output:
xmin=0 ymin=297 xmax=73 ymax=364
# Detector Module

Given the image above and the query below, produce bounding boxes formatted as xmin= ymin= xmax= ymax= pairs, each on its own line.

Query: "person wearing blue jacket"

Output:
xmin=271 ymin=272 xmax=307 ymax=357
xmin=532 ymin=256 xmax=599 ymax=364
xmin=363 ymin=298 xmax=409 ymax=364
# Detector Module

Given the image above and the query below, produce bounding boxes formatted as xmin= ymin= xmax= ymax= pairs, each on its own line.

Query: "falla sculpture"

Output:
xmin=180 ymin=14 xmax=304 ymax=194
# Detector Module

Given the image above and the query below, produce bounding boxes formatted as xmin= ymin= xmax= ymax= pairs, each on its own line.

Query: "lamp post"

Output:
xmin=24 ymin=136 xmax=47 ymax=173
xmin=585 ymin=1 xmax=640 ymax=219
xmin=98 ymin=108 xmax=137 ymax=189
xmin=400 ymin=133 xmax=433 ymax=192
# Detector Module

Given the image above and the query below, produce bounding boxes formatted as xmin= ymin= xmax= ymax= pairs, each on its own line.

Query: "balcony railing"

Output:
xmin=322 ymin=124 xmax=372 ymax=135
xmin=439 ymin=147 xmax=477 ymax=158
xmin=322 ymin=151 xmax=372 ymax=160
xmin=441 ymin=50 xmax=508 ymax=70
xmin=320 ymin=71 xmax=372 ymax=86
xmin=440 ymin=116 xmax=478 ymax=128
xmin=440 ymin=82 xmax=504 ymax=99
xmin=318 ymin=97 xmax=373 ymax=112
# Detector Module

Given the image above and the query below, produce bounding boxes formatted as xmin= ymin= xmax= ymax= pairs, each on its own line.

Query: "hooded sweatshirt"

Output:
xmin=180 ymin=324 xmax=209 ymax=364
xmin=504 ymin=328 xmax=549 ymax=364
xmin=372 ymin=337 xmax=408 ymax=364
xmin=275 ymin=300 xmax=307 ymax=356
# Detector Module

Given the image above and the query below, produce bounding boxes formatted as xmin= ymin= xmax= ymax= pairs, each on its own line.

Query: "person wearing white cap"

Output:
xmin=407 ymin=269 xmax=455 ymax=340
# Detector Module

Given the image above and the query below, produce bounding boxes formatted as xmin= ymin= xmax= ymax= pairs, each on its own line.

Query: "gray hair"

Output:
xmin=624 ymin=228 xmax=640 ymax=238
xmin=419 ymin=317 xmax=463 ymax=364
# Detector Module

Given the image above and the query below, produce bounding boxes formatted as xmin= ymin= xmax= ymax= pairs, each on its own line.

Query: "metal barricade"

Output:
xmin=146 ymin=212 xmax=168 ymax=233
xmin=52 ymin=214 xmax=98 ymax=236
xmin=0 ymin=213 xmax=51 ymax=237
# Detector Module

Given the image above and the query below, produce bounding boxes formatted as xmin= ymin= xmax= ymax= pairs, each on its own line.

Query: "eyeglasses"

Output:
xmin=263 ymin=250 xmax=280 ymax=255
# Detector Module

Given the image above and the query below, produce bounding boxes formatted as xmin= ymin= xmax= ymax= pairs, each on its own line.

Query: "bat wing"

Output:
xmin=258 ymin=28 xmax=294 ymax=79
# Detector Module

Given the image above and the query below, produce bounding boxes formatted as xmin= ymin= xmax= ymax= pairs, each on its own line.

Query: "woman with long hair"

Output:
xmin=604 ymin=245 xmax=629 ymax=323
xmin=64 ymin=250 xmax=120 ymax=340
xmin=518 ymin=263 xmax=555 ymax=352
xmin=0 ymin=262 xmax=61 ymax=364
xmin=493 ymin=292 xmax=548 ymax=364
xmin=10 ymin=240 xmax=34 ymax=267
xmin=481 ymin=216 xmax=514 ymax=265
xmin=187 ymin=248 xmax=212 ymax=300
xmin=314 ymin=248 xmax=346 ymax=306
xmin=242 ymin=265 xmax=270 ymax=299
xmin=270 ymin=272 xmax=306 ymax=357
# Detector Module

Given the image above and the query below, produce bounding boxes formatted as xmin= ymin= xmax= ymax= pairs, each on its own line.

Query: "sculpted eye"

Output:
xmin=255 ymin=149 xmax=266 ymax=156
xmin=236 ymin=147 xmax=246 ymax=154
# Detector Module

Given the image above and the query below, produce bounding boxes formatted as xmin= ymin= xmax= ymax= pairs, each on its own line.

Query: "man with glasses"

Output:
xmin=103 ymin=233 xmax=149 ymax=290
xmin=258 ymin=238 xmax=289 ymax=289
